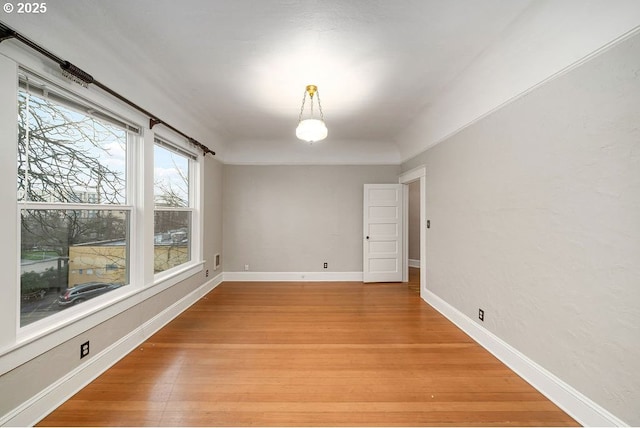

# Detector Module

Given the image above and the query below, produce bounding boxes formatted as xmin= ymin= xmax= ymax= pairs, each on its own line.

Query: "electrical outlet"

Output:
xmin=323 ymin=262 xmax=328 ymax=269
xmin=478 ymin=309 xmax=484 ymax=322
xmin=205 ymin=269 xmax=209 ymax=277
xmin=244 ymin=264 xmax=249 ymax=271
xmin=80 ymin=341 xmax=90 ymax=359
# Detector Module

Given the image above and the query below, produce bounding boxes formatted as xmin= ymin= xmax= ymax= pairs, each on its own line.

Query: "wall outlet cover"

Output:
xmin=80 ymin=341 xmax=90 ymax=359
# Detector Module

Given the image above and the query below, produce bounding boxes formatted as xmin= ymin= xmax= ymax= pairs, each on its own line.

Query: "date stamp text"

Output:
xmin=3 ymin=3 xmax=47 ymax=14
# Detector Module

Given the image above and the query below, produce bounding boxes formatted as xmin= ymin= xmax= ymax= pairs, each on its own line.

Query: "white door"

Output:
xmin=363 ymin=184 xmax=403 ymax=283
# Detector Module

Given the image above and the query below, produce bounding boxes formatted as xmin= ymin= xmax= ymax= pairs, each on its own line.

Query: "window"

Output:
xmin=153 ymin=138 xmax=195 ymax=273
xmin=18 ymin=71 xmax=139 ymax=327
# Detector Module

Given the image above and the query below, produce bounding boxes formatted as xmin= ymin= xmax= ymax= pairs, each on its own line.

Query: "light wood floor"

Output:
xmin=39 ymin=272 xmax=578 ymax=426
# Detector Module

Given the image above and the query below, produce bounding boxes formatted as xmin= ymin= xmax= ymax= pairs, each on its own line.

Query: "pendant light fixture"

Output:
xmin=296 ymin=84 xmax=327 ymax=143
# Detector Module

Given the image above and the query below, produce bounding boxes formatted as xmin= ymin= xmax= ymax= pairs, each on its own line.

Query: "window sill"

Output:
xmin=0 ymin=261 xmax=204 ymax=376
xmin=153 ymin=262 xmax=204 ymax=288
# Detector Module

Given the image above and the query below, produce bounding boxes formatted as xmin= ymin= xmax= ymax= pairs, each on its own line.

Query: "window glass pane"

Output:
xmin=18 ymin=88 xmax=127 ymax=204
xmin=154 ymin=144 xmax=190 ymax=208
xmin=154 ymin=211 xmax=191 ymax=273
xmin=20 ymin=209 xmax=130 ymax=327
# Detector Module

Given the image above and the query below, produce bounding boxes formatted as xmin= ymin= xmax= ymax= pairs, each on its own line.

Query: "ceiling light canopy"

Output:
xmin=296 ymin=84 xmax=327 ymax=143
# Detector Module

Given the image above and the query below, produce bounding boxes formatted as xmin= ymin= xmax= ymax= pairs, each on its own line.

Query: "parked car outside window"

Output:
xmin=58 ymin=282 xmax=123 ymax=307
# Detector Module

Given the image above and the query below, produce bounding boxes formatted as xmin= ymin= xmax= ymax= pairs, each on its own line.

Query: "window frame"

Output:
xmin=0 ymin=47 xmax=204 ymax=377
xmin=152 ymin=136 xmax=202 ymax=279
xmin=16 ymin=69 xmax=140 ymax=330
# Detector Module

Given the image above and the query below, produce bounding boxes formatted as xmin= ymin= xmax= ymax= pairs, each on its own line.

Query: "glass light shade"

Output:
xmin=296 ymin=118 xmax=328 ymax=143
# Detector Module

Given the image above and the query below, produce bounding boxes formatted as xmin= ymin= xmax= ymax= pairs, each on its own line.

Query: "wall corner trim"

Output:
xmin=422 ymin=289 xmax=628 ymax=427
xmin=1 ymin=273 xmax=224 ymax=427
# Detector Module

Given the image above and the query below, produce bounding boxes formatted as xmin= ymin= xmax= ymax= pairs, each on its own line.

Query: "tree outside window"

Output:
xmin=153 ymin=142 xmax=193 ymax=273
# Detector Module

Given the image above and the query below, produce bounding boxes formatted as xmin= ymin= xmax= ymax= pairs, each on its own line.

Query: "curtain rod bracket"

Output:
xmin=60 ymin=61 xmax=94 ymax=85
xmin=0 ymin=25 xmax=16 ymax=42
xmin=189 ymin=138 xmax=214 ymax=156
xmin=149 ymin=118 xmax=162 ymax=129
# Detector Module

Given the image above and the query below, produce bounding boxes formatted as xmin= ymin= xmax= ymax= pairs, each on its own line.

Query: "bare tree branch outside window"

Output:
xmin=18 ymin=91 xmax=126 ymax=205
xmin=153 ymin=144 xmax=191 ymax=273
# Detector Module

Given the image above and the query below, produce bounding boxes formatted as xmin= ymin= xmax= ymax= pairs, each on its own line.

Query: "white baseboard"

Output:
xmin=422 ymin=289 xmax=627 ymax=427
xmin=2 ymin=272 xmax=224 ymax=427
xmin=408 ymin=259 xmax=420 ymax=268
xmin=224 ymin=271 xmax=363 ymax=282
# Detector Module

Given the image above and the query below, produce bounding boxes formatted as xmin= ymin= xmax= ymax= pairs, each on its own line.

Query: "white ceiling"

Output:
xmin=68 ymin=0 xmax=532 ymax=138
xmin=3 ymin=1 xmax=638 ymax=164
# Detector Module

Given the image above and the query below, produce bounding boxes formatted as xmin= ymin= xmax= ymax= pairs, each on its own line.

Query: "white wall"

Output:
xmin=0 ymin=55 xmax=18 ymax=350
xmin=223 ymin=165 xmax=399 ymax=273
xmin=402 ymin=31 xmax=640 ymax=425
xmin=203 ymin=156 xmax=225 ymax=272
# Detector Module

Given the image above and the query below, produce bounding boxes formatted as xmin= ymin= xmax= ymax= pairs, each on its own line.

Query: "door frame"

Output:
xmin=399 ymin=166 xmax=426 ymax=297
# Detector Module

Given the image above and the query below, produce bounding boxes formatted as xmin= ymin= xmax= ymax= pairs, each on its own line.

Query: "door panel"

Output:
xmin=369 ymin=241 xmax=398 ymax=253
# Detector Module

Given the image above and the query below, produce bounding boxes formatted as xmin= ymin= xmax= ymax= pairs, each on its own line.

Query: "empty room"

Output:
xmin=0 ymin=0 xmax=639 ymax=426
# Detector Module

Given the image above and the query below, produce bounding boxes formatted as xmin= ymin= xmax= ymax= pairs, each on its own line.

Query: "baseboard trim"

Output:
xmin=2 ymin=272 xmax=224 ymax=427
xmin=224 ymin=271 xmax=363 ymax=282
xmin=422 ymin=289 xmax=628 ymax=427
xmin=408 ymin=259 xmax=420 ymax=268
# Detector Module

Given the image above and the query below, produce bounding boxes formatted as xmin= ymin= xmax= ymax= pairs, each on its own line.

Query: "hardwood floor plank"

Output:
xmin=38 ymin=275 xmax=579 ymax=426
xmin=161 ymin=401 xmax=562 ymax=413
xmin=158 ymin=410 xmax=572 ymax=427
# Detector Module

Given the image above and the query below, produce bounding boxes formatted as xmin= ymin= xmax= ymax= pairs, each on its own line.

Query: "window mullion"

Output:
xmin=153 ymin=207 xmax=194 ymax=212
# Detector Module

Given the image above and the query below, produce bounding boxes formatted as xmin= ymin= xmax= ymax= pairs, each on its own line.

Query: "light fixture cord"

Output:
xmin=298 ymin=90 xmax=307 ymax=123
xmin=297 ymin=86 xmax=325 ymax=122
xmin=316 ymin=90 xmax=324 ymax=121
xmin=310 ymin=94 xmax=314 ymax=117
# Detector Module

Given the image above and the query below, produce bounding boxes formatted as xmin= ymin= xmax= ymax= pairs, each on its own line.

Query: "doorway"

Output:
xmin=399 ymin=166 xmax=426 ymax=297
xmin=407 ymin=181 xmax=421 ymax=292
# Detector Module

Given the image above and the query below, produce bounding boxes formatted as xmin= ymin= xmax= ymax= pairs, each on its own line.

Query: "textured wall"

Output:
xmin=402 ymin=33 xmax=640 ymax=424
xmin=203 ymin=157 xmax=224 ymax=271
xmin=396 ymin=1 xmax=640 ymax=161
xmin=223 ymin=165 xmax=400 ymax=272
xmin=0 ymin=55 xmax=18 ymax=348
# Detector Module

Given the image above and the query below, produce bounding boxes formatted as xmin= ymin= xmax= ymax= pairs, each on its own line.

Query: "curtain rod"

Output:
xmin=0 ymin=21 xmax=215 ymax=156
